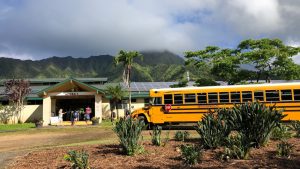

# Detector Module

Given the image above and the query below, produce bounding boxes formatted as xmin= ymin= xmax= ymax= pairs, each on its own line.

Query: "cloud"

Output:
xmin=0 ymin=0 xmax=299 ymax=60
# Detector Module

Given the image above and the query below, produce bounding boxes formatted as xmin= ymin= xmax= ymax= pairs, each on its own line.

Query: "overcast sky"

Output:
xmin=0 ymin=0 xmax=300 ymax=62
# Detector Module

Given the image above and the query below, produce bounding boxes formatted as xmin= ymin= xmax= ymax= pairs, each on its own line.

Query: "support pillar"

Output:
xmin=51 ymin=98 xmax=56 ymax=116
xmin=42 ymin=96 xmax=51 ymax=126
xmin=95 ymin=94 xmax=102 ymax=123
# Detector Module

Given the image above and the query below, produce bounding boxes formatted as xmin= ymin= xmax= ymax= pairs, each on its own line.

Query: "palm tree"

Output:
xmin=105 ymin=84 xmax=125 ymax=120
xmin=114 ymin=50 xmax=143 ymax=112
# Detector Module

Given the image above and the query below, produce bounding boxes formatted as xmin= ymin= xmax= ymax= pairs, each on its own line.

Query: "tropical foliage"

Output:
xmin=180 ymin=144 xmax=203 ymax=166
xmin=64 ymin=150 xmax=90 ymax=169
xmin=114 ymin=50 xmax=143 ymax=111
xmin=105 ymin=84 xmax=126 ymax=120
xmin=113 ymin=118 xmax=145 ymax=156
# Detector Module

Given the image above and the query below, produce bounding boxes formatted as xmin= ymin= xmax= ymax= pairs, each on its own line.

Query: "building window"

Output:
xmin=184 ymin=94 xmax=196 ymax=103
xmin=131 ymin=98 xmax=137 ymax=103
xmin=26 ymin=100 xmax=42 ymax=105
xmin=0 ymin=100 xmax=9 ymax=105
xmin=144 ymin=98 xmax=150 ymax=106
xmin=174 ymin=94 xmax=183 ymax=104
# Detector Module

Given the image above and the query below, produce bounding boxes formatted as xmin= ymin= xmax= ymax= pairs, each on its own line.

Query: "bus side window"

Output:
xmin=154 ymin=97 xmax=162 ymax=105
xmin=208 ymin=92 xmax=218 ymax=103
xmin=231 ymin=92 xmax=240 ymax=103
xmin=197 ymin=93 xmax=207 ymax=104
xmin=174 ymin=94 xmax=183 ymax=104
xmin=281 ymin=90 xmax=292 ymax=101
xmin=219 ymin=92 xmax=229 ymax=103
xmin=164 ymin=94 xmax=173 ymax=104
xmin=184 ymin=93 xmax=196 ymax=103
xmin=254 ymin=91 xmax=264 ymax=101
xmin=242 ymin=91 xmax=252 ymax=102
xmin=266 ymin=90 xmax=279 ymax=102
xmin=294 ymin=89 xmax=300 ymax=101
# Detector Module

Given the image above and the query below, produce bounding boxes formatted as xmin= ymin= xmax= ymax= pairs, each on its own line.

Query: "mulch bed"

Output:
xmin=8 ymin=138 xmax=300 ymax=169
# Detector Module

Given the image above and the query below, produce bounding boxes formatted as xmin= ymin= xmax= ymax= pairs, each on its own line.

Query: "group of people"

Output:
xmin=58 ymin=106 xmax=92 ymax=125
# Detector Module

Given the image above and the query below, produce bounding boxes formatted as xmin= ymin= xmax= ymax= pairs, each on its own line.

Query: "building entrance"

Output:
xmin=55 ymin=97 xmax=95 ymax=121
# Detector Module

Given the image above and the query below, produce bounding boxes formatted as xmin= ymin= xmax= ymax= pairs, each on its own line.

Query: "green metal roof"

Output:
xmin=36 ymin=77 xmax=105 ymax=96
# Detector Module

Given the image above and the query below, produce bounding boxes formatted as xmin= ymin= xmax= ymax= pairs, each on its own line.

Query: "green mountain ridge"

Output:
xmin=0 ymin=51 xmax=192 ymax=82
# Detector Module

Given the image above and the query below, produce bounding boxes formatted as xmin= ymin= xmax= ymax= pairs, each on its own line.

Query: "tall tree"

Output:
xmin=185 ymin=46 xmax=241 ymax=84
xmin=4 ymin=79 xmax=31 ymax=123
xmin=105 ymin=84 xmax=125 ymax=120
xmin=237 ymin=38 xmax=300 ymax=82
xmin=114 ymin=50 xmax=143 ymax=112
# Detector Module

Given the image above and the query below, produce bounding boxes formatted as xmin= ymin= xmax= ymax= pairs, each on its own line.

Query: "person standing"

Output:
xmin=85 ymin=106 xmax=92 ymax=124
xmin=58 ymin=109 xmax=65 ymax=126
xmin=70 ymin=111 xmax=75 ymax=126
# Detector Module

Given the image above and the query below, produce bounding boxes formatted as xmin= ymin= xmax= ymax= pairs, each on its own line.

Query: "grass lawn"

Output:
xmin=0 ymin=123 xmax=35 ymax=132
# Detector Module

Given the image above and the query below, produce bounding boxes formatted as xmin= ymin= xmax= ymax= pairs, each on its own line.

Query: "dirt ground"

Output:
xmin=6 ymin=136 xmax=300 ymax=169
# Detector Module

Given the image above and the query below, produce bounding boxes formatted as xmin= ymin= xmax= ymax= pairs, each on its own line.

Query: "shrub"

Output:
xmin=271 ymin=123 xmax=293 ymax=140
xmin=230 ymin=102 xmax=286 ymax=148
xmin=64 ymin=149 xmax=90 ymax=169
xmin=113 ymin=118 xmax=145 ymax=156
xmin=180 ymin=144 xmax=202 ymax=166
xmin=0 ymin=105 xmax=13 ymax=124
xmin=195 ymin=112 xmax=230 ymax=149
xmin=220 ymin=133 xmax=252 ymax=160
xmin=174 ymin=131 xmax=190 ymax=142
xmin=292 ymin=121 xmax=300 ymax=137
xmin=277 ymin=141 xmax=294 ymax=158
xmin=151 ymin=125 xmax=162 ymax=146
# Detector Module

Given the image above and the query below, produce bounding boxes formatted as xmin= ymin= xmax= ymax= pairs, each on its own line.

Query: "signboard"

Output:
xmin=165 ymin=104 xmax=172 ymax=111
xmin=50 ymin=116 xmax=59 ymax=124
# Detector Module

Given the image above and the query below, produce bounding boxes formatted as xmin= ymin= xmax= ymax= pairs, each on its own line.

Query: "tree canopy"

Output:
xmin=185 ymin=38 xmax=300 ymax=84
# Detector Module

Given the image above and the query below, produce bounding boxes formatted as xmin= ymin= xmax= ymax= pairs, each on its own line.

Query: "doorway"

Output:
xmin=56 ymin=97 xmax=95 ymax=121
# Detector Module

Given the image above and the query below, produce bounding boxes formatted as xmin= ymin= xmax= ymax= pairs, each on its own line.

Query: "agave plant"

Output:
xmin=220 ymin=133 xmax=252 ymax=160
xmin=271 ymin=123 xmax=293 ymax=140
xmin=195 ymin=112 xmax=230 ymax=149
xmin=151 ymin=125 xmax=162 ymax=146
xmin=230 ymin=101 xmax=286 ymax=148
xmin=113 ymin=118 xmax=145 ymax=156
xmin=292 ymin=121 xmax=300 ymax=137
xmin=180 ymin=144 xmax=203 ymax=166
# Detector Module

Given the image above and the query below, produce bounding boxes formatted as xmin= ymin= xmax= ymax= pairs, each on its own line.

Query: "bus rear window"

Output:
xmin=174 ymin=94 xmax=183 ymax=104
xmin=231 ymin=92 xmax=240 ymax=103
xmin=185 ymin=94 xmax=196 ymax=103
xmin=208 ymin=92 xmax=218 ymax=103
xmin=254 ymin=91 xmax=264 ymax=101
xmin=266 ymin=90 xmax=279 ymax=102
xmin=197 ymin=93 xmax=207 ymax=104
xmin=219 ymin=92 xmax=229 ymax=103
xmin=281 ymin=90 xmax=292 ymax=101
xmin=242 ymin=91 xmax=252 ymax=102
xmin=164 ymin=94 xmax=173 ymax=104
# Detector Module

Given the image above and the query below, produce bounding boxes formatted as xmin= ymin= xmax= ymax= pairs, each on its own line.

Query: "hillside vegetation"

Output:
xmin=0 ymin=51 xmax=196 ymax=82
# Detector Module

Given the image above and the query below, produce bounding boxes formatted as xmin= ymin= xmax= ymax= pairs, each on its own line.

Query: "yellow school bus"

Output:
xmin=131 ymin=82 xmax=300 ymax=125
